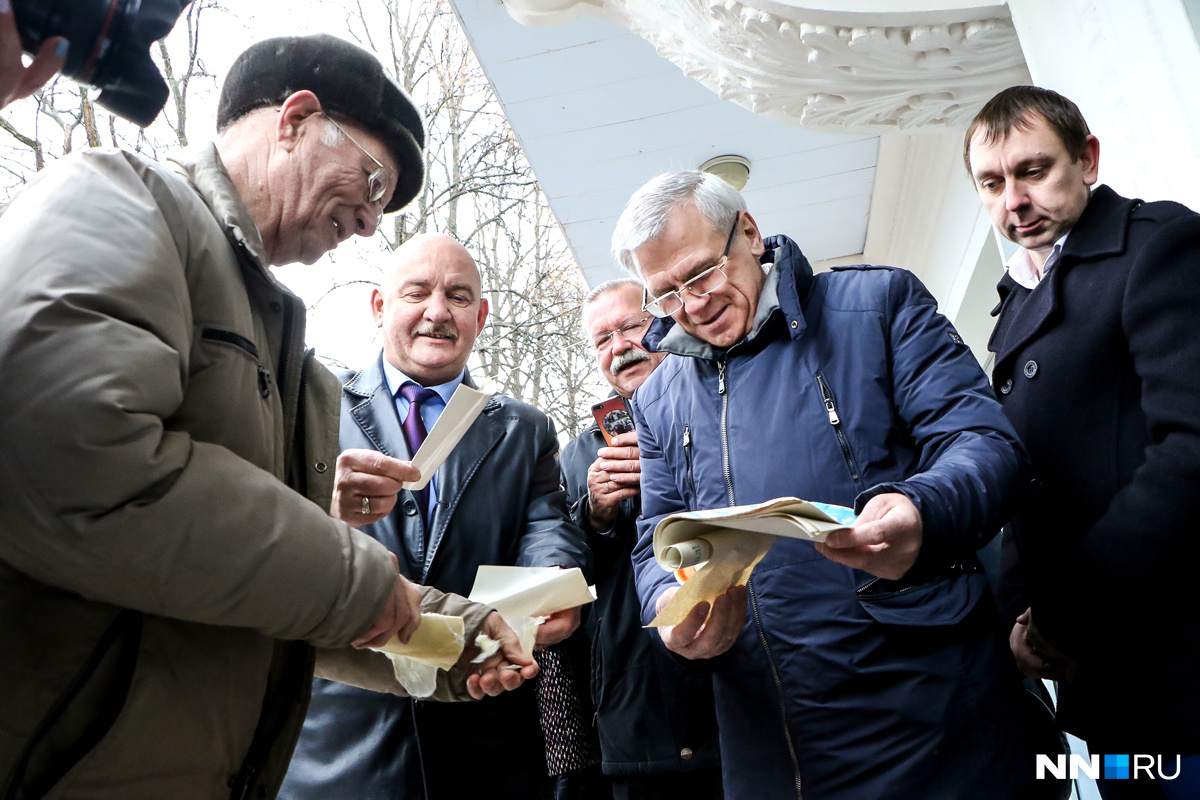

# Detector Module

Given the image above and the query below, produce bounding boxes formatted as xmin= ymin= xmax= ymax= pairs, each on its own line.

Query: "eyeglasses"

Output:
xmin=642 ymin=214 xmax=739 ymax=319
xmin=326 ymin=116 xmax=389 ymax=222
xmin=592 ymin=315 xmax=652 ymax=351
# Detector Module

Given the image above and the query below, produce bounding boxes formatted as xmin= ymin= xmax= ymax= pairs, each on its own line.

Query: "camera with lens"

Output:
xmin=12 ymin=0 xmax=191 ymax=126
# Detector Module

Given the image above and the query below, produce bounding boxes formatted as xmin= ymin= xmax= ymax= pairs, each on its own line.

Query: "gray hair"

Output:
xmin=611 ymin=170 xmax=746 ymax=276
xmin=581 ymin=277 xmax=645 ymax=335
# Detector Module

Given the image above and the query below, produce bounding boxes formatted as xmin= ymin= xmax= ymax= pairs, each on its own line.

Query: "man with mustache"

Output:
xmin=283 ymin=233 xmax=589 ymax=800
xmin=967 ymin=86 xmax=1200 ymax=798
xmin=559 ymin=278 xmax=722 ymax=799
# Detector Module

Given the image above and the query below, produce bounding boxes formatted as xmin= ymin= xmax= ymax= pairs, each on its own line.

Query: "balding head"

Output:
xmin=372 ymin=233 xmax=489 ymax=386
xmin=383 ymin=233 xmax=481 ymax=295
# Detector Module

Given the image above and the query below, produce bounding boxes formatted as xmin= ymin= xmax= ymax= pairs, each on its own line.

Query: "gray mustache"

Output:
xmin=414 ymin=324 xmax=458 ymax=341
xmin=610 ymin=347 xmax=650 ymax=376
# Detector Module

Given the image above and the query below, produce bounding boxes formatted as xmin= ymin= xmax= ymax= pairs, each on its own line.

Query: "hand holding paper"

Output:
xmin=656 ymin=583 xmax=748 ymax=660
xmin=331 ymin=450 xmax=421 ymax=526
xmin=814 ymin=493 xmax=921 ymax=580
xmin=463 ymin=611 xmax=540 ymax=699
xmin=401 ymin=384 xmax=492 ymax=491
xmin=468 ymin=565 xmax=595 ymax=654
xmin=649 ymin=497 xmax=855 ymax=627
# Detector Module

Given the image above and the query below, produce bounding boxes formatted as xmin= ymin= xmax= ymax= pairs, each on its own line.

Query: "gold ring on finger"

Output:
xmin=361 ymin=495 xmax=371 ymax=515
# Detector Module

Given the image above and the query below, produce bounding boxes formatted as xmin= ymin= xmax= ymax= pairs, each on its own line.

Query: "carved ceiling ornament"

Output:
xmin=505 ymin=0 xmax=1032 ymax=133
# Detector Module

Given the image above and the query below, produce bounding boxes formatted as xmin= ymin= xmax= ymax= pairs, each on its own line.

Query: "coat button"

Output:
xmin=1029 ymin=478 xmax=1044 ymax=497
xmin=680 ymin=747 xmax=693 ymax=760
xmin=998 ymin=378 xmax=1013 ymax=395
xmin=1023 ymin=360 xmax=1038 ymax=378
xmin=790 ymin=320 xmax=798 ymax=329
xmin=314 ymin=461 xmax=328 ymax=473
xmin=402 ymin=499 xmax=418 ymax=516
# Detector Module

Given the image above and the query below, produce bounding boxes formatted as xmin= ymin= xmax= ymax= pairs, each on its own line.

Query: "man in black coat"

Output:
xmin=281 ymin=233 xmax=590 ymax=800
xmin=559 ymin=278 xmax=722 ymax=800
xmin=966 ymin=86 xmax=1200 ymax=798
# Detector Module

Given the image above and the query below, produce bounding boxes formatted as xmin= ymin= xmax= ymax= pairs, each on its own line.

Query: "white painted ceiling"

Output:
xmin=451 ymin=0 xmax=879 ymax=287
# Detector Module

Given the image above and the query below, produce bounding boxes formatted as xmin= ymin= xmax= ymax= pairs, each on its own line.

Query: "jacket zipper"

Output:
xmin=750 ymin=580 xmax=804 ymax=799
xmin=718 ymin=360 xmax=735 ymax=506
xmin=815 ymin=372 xmax=860 ymax=483
xmin=683 ymin=425 xmax=697 ymax=499
xmin=720 ymin=358 xmax=802 ymax=796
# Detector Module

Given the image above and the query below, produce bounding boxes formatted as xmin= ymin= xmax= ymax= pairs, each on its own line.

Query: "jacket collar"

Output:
xmin=987 ymin=185 xmax=1138 ymax=364
xmin=167 ymin=143 xmax=271 ymax=273
xmin=642 ymin=233 xmax=813 ymax=361
xmin=345 ymin=355 xmax=492 ymax=406
xmin=343 ymin=353 xmax=503 ymax=580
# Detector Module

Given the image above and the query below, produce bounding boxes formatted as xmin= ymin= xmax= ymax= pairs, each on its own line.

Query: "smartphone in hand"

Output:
xmin=591 ymin=396 xmax=634 ymax=446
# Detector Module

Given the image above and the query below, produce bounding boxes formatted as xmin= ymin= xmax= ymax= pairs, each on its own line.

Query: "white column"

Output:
xmin=1007 ymin=0 xmax=1200 ymax=209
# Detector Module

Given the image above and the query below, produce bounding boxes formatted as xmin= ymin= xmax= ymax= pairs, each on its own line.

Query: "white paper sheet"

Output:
xmin=402 ymin=384 xmax=492 ymax=491
xmin=468 ymin=565 xmax=595 ymax=619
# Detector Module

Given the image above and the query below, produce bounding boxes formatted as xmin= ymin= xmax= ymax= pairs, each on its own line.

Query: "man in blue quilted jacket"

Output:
xmin=613 ymin=171 xmax=1046 ymax=800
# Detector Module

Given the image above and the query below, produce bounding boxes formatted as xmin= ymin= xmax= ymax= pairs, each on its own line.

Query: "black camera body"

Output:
xmin=13 ymin=0 xmax=191 ymax=126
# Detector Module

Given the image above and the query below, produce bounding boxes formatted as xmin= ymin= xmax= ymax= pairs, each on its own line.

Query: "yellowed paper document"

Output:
xmin=372 ymin=613 xmax=466 ymax=698
xmin=650 ymin=530 xmax=776 ymax=627
xmin=648 ymin=497 xmax=855 ymax=627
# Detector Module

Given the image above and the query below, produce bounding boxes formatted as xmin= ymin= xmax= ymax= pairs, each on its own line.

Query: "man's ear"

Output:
xmin=371 ymin=287 xmax=386 ymax=328
xmin=276 ymin=90 xmax=323 ymax=152
xmin=741 ymin=211 xmax=766 ymax=258
xmin=1080 ymin=134 xmax=1100 ymax=186
xmin=476 ymin=297 xmax=490 ymax=331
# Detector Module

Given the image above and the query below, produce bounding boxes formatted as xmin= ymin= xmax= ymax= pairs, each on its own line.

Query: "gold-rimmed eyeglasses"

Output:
xmin=326 ymin=116 xmax=389 ymax=222
xmin=592 ymin=315 xmax=652 ymax=351
xmin=642 ymin=214 xmax=739 ymax=319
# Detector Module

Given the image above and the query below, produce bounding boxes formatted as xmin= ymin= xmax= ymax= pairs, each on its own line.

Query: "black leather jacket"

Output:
xmin=560 ymin=421 xmax=721 ymax=776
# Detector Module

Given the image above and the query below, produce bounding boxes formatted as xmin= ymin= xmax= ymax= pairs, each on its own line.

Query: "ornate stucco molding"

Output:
xmin=501 ymin=0 xmax=1031 ymax=134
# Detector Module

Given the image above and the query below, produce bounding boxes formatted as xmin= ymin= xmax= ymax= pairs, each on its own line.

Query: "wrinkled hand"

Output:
xmin=331 ymin=449 xmax=421 ymax=526
xmin=587 ymin=431 xmax=640 ymax=531
xmin=1011 ymin=608 xmax=1078 ymax=682
xmin=656 ymin=584 xmax=747 ymax=660
xmin=1 ymin=3 xmax=66 ymax=111
xmin=352 ymin=554 xmax=422 ymax=649
xmin=534 ymin=606 xmax=581 ymax=649
xmin=815 ymin=493 xmax=922 ymax=580
xmin=462 ymin=611 xmax=540 ymax=699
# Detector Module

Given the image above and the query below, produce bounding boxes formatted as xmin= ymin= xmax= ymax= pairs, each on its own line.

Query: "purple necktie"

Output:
xmin=399 ymin=382 xmax=438 ymax=523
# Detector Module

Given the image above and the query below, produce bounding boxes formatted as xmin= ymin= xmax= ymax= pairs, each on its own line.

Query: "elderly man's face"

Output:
xmin=373 ymin=235 xmax=488 ymax=387
xmin=584 ymin=285 xmax=665 ymax=399
xmin=273 ymin=115 xmax=398 ymax=266
xmin=634 ymin=204 xmax=766 ymax=349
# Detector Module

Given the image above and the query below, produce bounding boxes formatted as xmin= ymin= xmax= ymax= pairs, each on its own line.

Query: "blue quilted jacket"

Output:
xmin=631 ymin=235 xmax=1036 ymax=800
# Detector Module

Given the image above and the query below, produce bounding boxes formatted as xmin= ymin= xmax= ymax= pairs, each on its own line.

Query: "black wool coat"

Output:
xmin=989 ymin=184 xmax=1200 ymax=751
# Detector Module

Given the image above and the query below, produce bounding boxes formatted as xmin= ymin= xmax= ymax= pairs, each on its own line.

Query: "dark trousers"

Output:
xmin=611 ymin=768 xmax=723 ymax=800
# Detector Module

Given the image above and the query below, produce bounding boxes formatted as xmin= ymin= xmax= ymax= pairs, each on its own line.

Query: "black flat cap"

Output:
xmin=218 ymin=34 xmax=425 ymax=214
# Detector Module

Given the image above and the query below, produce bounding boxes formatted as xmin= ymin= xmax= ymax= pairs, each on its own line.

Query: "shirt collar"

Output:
xmin=1005 ymin=231 xmax=1071 ymax=290
xmin=381 ymin=358 xmax=463 ymax=405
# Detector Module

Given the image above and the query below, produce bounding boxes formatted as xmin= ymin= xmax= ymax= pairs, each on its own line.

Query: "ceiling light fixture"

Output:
xmin=700 ymin=154 xmax=751 ymax=191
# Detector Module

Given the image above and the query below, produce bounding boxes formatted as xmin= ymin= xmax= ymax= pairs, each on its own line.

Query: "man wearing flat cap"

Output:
xmin=0 ymin=34 xmax=534 ymax=800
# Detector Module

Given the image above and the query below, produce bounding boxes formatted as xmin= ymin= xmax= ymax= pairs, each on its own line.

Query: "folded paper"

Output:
xmin=468 ymin=565 xmax=595 ymax=619
xmin=373 ymin=613 xmax=466 ymax=697
xmin=649 ymin=497 xmax=855 ymax=627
